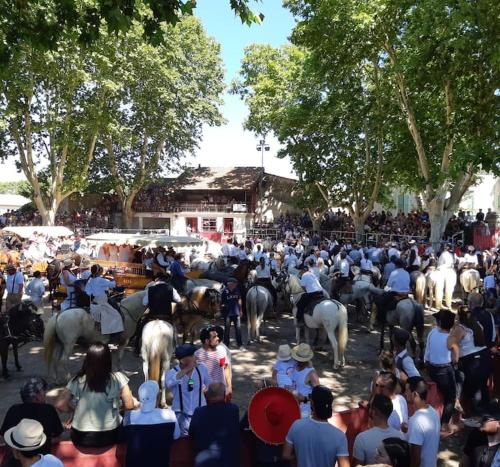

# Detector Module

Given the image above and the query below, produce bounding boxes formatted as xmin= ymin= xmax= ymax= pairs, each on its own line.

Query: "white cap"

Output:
xmin=138 ymin=380 xmax=159 ymax=413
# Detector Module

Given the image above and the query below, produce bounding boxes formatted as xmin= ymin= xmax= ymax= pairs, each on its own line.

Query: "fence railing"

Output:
xmin=78 ymin=228 xmax=171 ymax=236
xmin=133 ymin=203 xmax=249 ymax=214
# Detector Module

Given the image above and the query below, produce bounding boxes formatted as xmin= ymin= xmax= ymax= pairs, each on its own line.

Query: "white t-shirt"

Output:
xmin=274 ymin=359 xmax=297 ymax=388
xmin=408 ymin=406 xmax=441 ymax=467
xmin=300 ymin=271 xmax=323 ymax=293
xmin=32 ymin=454 xmax=63 ymax=466
xmin=387 ymin=394 xmax=408 ymax=430
xmin=352 ymin=426 xmax=405 ymax=464
xmin=124 ymin=408 xmax=181 ymax=439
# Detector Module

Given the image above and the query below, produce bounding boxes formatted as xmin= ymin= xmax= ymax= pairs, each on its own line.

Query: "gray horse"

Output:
xmin=246 ymin=285 xmax=273 ymax=344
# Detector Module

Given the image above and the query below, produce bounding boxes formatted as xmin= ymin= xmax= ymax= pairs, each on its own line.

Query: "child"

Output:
xmin=392 ymin=327 xmax=420 ymax=384
xmin=271 ymin=344 xmax=296 ymax=388
xmin=221 ymin=278 xmax=243 ymax=348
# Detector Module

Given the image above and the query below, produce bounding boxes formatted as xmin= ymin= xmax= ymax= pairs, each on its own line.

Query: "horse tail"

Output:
xmin=414 ymin=274 xmax=426 ymax=305
xmin=337 ymin=303 xmax=349 ymax=356
xmin=43 ymin=315 xmax=59 ymax=366
xmin=247 ymin=287 xmax=257 ymax=338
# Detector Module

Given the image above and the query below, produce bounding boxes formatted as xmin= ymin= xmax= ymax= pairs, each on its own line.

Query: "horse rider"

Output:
xmin=283 ymin=249 xmax=299 ymax=270
xmin=360 ymin=256 xmax=374 ymax=276
xmin=374 ymin=258 xmax=410 ymax=322
xmin=387 ymin=242 xmax=401 ymax=260
xmin=5 ymin=264 xmax=24 ymax=312
xmin=255 ymin=257 xmax=278 ymax=308
xmin=296 ymin=259 xmax=324 ymax=324
xmin=78 ymin=257 xmax=92 ymax=281
xmin=85 ymin=264 xmax=123 ymax=341
xmin=267 ymin=252 xmax=278 ymax=277
xmin=60 ymin=258 xmax=77 ymax=311
xmin=25 ymin=271 xmax=45 ymax=308
xmin=437 ymin=243 xmax=456 ymax=271
xmin=406 ymin=239 xmax=421 ymax=272
xmin=169 ymin=253 xmax=189 ymax=295
xmin=155 ymin=247 xmax=170 ymax=271
xmin=462 ymin=245 xmax=479 ymax=268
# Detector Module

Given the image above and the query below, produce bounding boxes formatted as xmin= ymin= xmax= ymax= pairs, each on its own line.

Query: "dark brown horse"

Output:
xmin=1 ymin=301 xmax=45 ymax=378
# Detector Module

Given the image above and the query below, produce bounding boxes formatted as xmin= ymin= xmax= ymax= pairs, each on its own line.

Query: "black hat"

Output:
xmin=175 ymin=344 xmax=197 ymax=360
xmin=432 ymin=309 xmax=455 ymax=329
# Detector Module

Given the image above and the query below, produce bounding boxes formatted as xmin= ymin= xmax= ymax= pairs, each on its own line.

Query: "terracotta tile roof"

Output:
xmin=173 ymin=166 xmax=263 ymax=191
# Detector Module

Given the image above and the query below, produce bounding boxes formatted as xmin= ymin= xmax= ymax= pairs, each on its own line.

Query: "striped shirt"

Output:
xmin=194 ymin=345 xmax=229 ymax=387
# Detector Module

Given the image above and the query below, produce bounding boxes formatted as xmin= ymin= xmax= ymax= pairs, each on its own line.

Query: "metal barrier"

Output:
xmin=78 ymin=228 xmax=171 ymax=236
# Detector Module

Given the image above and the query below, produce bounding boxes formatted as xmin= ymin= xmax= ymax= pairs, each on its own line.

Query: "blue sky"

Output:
xmin=188 ymin=0 xmax=296 ymax=177
xmin=0 ymin=1 xmax=296 ymax=181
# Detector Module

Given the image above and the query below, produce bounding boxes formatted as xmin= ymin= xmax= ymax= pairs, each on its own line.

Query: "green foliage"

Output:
xmin=0 ymin=0 xmax=263 ymax=64
xmin=88 ymin=16 xmax=225 ymax=226
xmin=0 ymin=181 xmax=30 ymax=195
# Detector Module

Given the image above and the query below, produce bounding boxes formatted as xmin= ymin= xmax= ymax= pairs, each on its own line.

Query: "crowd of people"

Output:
xmin=0 ymin=211 xmax=499 ymax=466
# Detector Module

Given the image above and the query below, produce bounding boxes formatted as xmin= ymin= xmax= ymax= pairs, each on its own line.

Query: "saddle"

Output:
xmin=305 ymin=294 xmax=326 ymax=316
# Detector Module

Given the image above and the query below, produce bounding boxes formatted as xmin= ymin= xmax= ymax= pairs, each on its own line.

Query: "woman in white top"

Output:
xmin=290 ymin=343 xmax=320 ymax=418
xmin=424 ymin=309 xmax=459 ymax=432
xmin=85 ymin=265 xmax=123 ymax=336
xmin=449 ymin=305 xmax=492 ymax=414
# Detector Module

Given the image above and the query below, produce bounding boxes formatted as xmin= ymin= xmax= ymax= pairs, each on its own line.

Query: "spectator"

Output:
xmin=424 ymin=309 xmax=460 ymax=434
xmin=468 ymin=293 xmax=497 ymax=349
xmin=221 ymin=278 xmax=243 ymax=348
xmin=3 ymin=419 xmax=63 ymax=467
xmin=271 ymin=344 xmax=296 ymax=388
xmin=56 ymin=342 xmax=138 ymax=447
xmin=461 ymin=401 xmax=500 ymax=467
xmin=0 ymin=377 xmax=63 ymax=457
xmin=165 ymin=344 xmax=210 ymax=435
xmin=195 ymin=327 xmax=232 ymax=399
xmin=5 ymin=264 xmax=24 ymax=311
xmin=290 ymin=343 xmax=320 ymax=418
xmin=123 ymin=380 xmax=180 ymax=467
xmin=283 ymin=385 xmax=349 ymax=467
xmin=352 ymin=394 xmax=405 ymax=465
xmin=405 ymin=377 xmax=441 ymax=467
xmin=188 ymin=382 xmax=240 ymax=467
xmin=392 ymin=327 xmax=420 ymax=384
xmin=371 ymin=437 xmax=411 ymax=467
xmin=449 ymin=305 xmax=491 ymax=413
xmin=373 ymin=372 xmax=408 ymax=431
xmin=25 ymin=271 xmax=45 ymax=308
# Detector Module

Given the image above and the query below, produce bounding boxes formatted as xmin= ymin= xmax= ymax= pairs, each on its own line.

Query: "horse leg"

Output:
xmin=0 ymin=342 xmax=8 ymax=378
xmin=13 ymin=342 xmax=22 ymax=371
xmin=325 ymin=326 xmax=339 ymax=370
xmin=388 ymin=326 xmax=395 ymax=352
xmin=379 ymin=323 xmax=385 ymax=354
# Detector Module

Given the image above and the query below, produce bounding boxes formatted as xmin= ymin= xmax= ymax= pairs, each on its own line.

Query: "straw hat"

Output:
xmin=248 ymin=387 xmax=300 ymax=445
xmin=291 ymin=343 xmax=314 ymax=362
xmin=4 ymin=419 xmax=47 ymax=451
xmin=63 ymin=258 xmax=74 ymax=268
xmin=80 ymin=257 xmax=91 ymax=268
xmin=276 ymin=344 xmax=292 ymax=362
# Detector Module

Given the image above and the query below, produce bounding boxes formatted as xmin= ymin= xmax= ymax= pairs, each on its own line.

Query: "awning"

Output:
xmin=2 ymin=226 xmax=74 ymax=238
xmin=85 ymin=233 xmax=203 ymax=247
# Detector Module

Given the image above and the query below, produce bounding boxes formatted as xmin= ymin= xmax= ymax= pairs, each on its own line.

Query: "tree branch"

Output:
xmin=441 ymin=80 xmax=454 ymax=174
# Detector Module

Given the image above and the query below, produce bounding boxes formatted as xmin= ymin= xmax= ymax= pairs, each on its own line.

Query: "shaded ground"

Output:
xmin=0 ymin=301 xmax=463 ymax=466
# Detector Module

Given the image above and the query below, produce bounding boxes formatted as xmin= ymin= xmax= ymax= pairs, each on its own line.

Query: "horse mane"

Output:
xmin=288 ymin=274 xmax=303 ymax=294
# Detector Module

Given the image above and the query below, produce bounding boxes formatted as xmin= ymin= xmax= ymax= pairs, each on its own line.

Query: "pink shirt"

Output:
xmin=195 ymin=345 xmax=228 ymax=386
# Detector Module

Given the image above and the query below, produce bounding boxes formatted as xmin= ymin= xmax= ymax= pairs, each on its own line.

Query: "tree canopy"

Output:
xmin=0 ymin=0 xmax=263 ymax=64
xmin=284 ymin=0 xmax=499 ymax=242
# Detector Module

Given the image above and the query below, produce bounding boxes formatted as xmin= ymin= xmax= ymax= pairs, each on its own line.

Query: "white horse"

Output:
xmin=339 ymin=267 xmax=376 ymax=324
xmin=425 ymin=268 xmax=445 ymax=309
xmin=141 ymin=320 xmax=175 ymax=386
xmin=246 ymin=285 xmax=273 ymax=344
xmin=439 ymin=267 xmax=457 ymax=308
xmin=288 ymin=275 xmax=348 ymax=369
xmin=44 ymin=291 xmax=147 ymax=383
xmin=459 ymin=268 xmax=482 ymax=297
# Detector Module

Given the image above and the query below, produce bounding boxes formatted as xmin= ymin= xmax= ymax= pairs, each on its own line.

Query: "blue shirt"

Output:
xmin=221 ymin=287 xmax=241 ymax=317
xmin=169 ymin=260 xmax=185 ymax=278
xmin=387 ymin=268 xmax=411 ymax=293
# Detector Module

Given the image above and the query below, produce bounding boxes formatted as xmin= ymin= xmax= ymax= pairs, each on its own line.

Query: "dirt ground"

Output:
xmin=0 ymin=300 xmax=464 ymax=466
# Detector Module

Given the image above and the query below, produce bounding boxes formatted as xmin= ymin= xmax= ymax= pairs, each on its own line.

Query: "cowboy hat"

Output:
xmin=63 ymin=258 xmax=74 ymax=268
xmin=276 ymin=344 xmax=292 ymax=362
xmin=4 ymin=419 xmax=47 ymax=451
xmin=291 ymin=343 xmax=314 ymax=362
xmin=248 ymin=387 xmax=300 ymax=445
xmin=80 ymin=257 xmax=91 ymax=268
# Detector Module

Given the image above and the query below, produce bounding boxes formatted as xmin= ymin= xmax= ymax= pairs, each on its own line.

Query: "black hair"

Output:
xmin=73 ymin=342 xmax=112 ymax=393
xmin=371 ymin=394 xmax=393 ymax=420
xmin=90 ymin=264 xmax=102 ymax=278
xmin=438 ymin=309 xmax=455 ymax=331
xmin=406 ymin=376 xmax=428 ymax=401
xmin=381 ymin=437 xmax=411 ymax=467
xmin=33 ymin=271 xmax=41 ymax=278
xmin=458 ymin=305 xmax=485 ymax=347
xmin=392 ymin=328 xmax=410 ymax=348
xmin=311 ymin=385 xmax=333 ymax=420
xmin=16 ymin=447 xmax=44 ymax=459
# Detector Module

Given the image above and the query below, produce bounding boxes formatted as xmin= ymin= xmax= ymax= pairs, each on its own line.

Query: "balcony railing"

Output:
xmin=133 ymin=203 xmax=249 ymax=213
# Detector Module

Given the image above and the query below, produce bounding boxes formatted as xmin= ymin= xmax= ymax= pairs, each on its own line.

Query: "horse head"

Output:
xmin=203 ymin=288 xmax=221 ymax=317
xmin=8 ymin=301 xmax=45 ymax=341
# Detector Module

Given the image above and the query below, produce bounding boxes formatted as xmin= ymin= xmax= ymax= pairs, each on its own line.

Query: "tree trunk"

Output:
xmin=121 ymin=197 xmax=135 ymax=229
xmin=427 ymin=197 xmax=454 ymax=250
xmin=352 ymin=215 xmax=366 ymax=243
xmin=32 ymin=195 xmax=58 ymax=226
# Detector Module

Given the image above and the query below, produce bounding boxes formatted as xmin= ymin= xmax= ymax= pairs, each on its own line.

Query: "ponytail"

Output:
xmin=90 ymin=264 xmax=102 ymax=278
